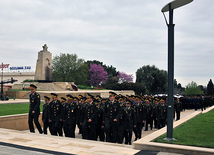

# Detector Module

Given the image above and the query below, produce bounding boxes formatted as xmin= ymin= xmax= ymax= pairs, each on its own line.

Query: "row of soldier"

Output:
xmin=29 ymin=84 xmax=214 ymax=144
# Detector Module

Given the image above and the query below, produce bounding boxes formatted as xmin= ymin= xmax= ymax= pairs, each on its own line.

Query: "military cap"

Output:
xmin=66 ymin=94 xmax=74 ymax=99
xmin=87 ymin=93 xmax=94 ymax=99
xmin=30 ymin=84 xmax=37 ymax=89
xmin=109 ymin=91 xmax=117 ymax=96
xmin=80 ymin=97 xmax=87 ymax=101
xmin=44 ymin=96 xmax=50 ymax=101
xmin=126 ymin=99 xmax=132 ymax=105
xmin=78 ymin=94 xmax=83 ymax=99
xmin=74 ymin=97 xmax=79 ymax=101
xmin=96 ymin=95 xmax=102 ymax=100
xmin=51 ymin=93 xmax=58 ymax=97
xmin=94 ymin=98 xmax=99 ymax=104
xmin=61 ymin=97 xmax=66 ymax=102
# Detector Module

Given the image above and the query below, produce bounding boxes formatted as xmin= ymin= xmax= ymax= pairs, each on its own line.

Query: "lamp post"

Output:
xmin=161 ymin=0 xmax=193 ymax=140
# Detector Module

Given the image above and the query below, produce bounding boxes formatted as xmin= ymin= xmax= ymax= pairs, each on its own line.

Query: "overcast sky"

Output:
xmin=0 ymin=0 xmax=213 ymax=87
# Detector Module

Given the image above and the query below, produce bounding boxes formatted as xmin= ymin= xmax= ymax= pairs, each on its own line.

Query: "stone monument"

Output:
xmin=34 ymin=44 xmax=52 ymax=81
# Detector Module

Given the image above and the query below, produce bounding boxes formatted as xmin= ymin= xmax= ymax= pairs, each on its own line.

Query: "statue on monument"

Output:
xmin=34 ymin=44 xmax=52 ymax=82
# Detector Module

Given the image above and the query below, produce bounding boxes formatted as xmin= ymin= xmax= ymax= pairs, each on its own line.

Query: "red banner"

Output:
xmin=0 ymin=63 xmax=10 ymax=70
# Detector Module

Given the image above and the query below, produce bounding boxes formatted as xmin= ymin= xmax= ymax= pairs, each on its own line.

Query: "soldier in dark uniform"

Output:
xmin=124 ymin=99 xmax=136 ymax=145
xmin=133 ymin=96 xmax=145 ymax=141
xmin=95 ymin=98 xmax=105 ymax=141
xmin=144 ymin=99 xmax=153 ymax=131
xmin=42 ymin=96 xmax=51 ymax=134
xmin=174 ymin=97 xmax=182 ymax=121
xmin=82 ymin=93 xmax=98 ymax=140
xmin=60 ymin=97 xmax=67 ymax=136
xmin=117 ymin=96 xmax=126 ymax=144
xmin=63 ymin=95 xmax=78 ymax=138
xmin=158 ymin=99 xmax=167 ymax=129
xmin=74 ymin=97 xmax=82 ymax=134
xmin=28 ymin=84 xmax=43 ymax=134
xmin=153 ymin=98 xmax=160 ymax=129
xmin=48 ymin=93 xmax=63 ymax=136
xmin=103 ymin=91 xmax=121 ymax=143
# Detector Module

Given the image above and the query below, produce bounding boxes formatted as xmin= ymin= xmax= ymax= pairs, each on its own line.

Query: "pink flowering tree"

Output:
xmin=89 ymin=64 xmax=108 ymax=87
xmin=118 ymin=71 xmax=133 ymax=83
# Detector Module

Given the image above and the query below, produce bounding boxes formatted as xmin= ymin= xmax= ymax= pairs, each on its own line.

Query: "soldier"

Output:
xmin=28 ymin=84 xmax=43 ymax=134
xmin=153 ymin=98 xmax=160 ymax=129
xmin=63 ymin=94 xmax=78 ymax=138
xmin=124 ymin=99 xmax=136 ymax=145
xmin=95 ymin=98 xmax=105 ymax=141
xmin=158 ymin=99 xmax=167 ymax=129
xmin=82 ymin=93 xmax=98 ymax=140
xmin=48 ymin=93 xmax=63 ymax=136
xmin=103 ymin=91 xmax=121 ymax=143
xmin=117 ymin=96 xmax=126 ymax=144
xmin=133 ymin=96 xmax=145 ymax=141
xmin=144 ymin=99 xmax=153 ymax=131
xmin=74 ymin=97 xmax=82 ymax=134
xmin=174 ymin=97 xmax=182 ymax=121
xmin=42 ymin=96 xmax=51 ymax=134
xmin=61 ymin=97 xmax=67 ymax=136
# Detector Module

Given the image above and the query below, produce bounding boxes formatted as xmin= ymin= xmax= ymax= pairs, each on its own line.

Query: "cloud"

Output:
xmin=0 ymin=0 xmax=213 ymax=86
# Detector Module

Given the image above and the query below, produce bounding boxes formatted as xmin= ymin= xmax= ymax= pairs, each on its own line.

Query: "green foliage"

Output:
xmin=154 ymin=109 xmax=214 ymax=148
xmin=0 ymin=104 xmax=43 ymax=116
xmin=105 ymin=82 xmax=146 ymax=95
xmin=52 ymin=53 xmax=89 ymax=85
xmin=136 ymin=65 xmax=167 ymax=94
xmin=207 ymin=79 xmax=214 ymax=95
xmin=184 ymin=81 xmax=203 ymax=95
xmin=23 ymin=79 xmax=36 ymax=82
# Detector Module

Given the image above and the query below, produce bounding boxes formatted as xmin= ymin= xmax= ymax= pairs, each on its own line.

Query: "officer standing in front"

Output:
xmin=28 ymin=84 xmax=43 ymax=134
xmin=103 ymin=91 xmax=121 ymax=143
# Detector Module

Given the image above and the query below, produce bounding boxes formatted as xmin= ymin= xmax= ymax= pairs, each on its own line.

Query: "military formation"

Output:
xmin=28 ymin=84 xmax=214 ymax=145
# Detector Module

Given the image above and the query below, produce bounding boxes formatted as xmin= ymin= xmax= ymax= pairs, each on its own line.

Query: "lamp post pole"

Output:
xmin=167 ymin=3 xmax=175 ymax=139
xmin=161 ymin=0 xmax=193 ymax=140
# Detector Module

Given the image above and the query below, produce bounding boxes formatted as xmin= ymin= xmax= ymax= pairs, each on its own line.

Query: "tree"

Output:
xmin=184 ymin=81 xmax=203 ymax=96
xmin=136 ymin=65 xmax=167 ymax=94
xmin=207 ymin=79 xmax=214 ymax=95
xmin=89 ymin=64 xmax=108 ymax=87
xmin=86 ymin=60 xmax=119 ymax=85
xmin=118 ymin=72 xmax=133 ymax=83
xmin=52 ymin=53 xmax=89 ymax=84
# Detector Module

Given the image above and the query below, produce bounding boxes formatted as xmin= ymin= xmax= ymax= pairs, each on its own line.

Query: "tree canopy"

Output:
xmin=136 ymin=65 xmax=167 ymax=94
xmin=184 ymin=81 xmax=203 ymax=95
xmin=52 ymin=53 xmax=89 ymax=85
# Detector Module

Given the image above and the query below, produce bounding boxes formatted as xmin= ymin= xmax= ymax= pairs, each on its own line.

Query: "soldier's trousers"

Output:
xmin=124 ymin=128 xmax=132 ymax=145
xmin=145 ymin=118 xmax=153 ymax=131
xmin=133 ymin=122 xmax=143 ymax=139
xmin=96 ymin=125 xmax=105 ymax=141
xmin=43 ymin=121 xmax=49 ymax=134
xmin=105 ymin=125 xmax=118 ymax=143
xmin=64 ymin=123 xmax=76 ymax=138
xmin=82 ymin=123 xmax=97 ymax=140
xmin=28 ymin=113 xmax=43 ymax=134
xmin=51 ymin=121 xmax=63 ymax=136
xmin=158 ymin=119 xmax=166 ymax=129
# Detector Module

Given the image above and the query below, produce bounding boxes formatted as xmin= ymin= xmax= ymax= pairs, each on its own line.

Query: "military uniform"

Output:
xmin=48 ymin=93 xmax=63 ymax=136
xmin=82 ymin=94 xmax=98 ymax=140
xmin=42 ymin=96 xmax=51 ymax=134
xmin=133 ymin=101 xmax=145 ymax=140
xmin=28 ymin=84 xmax=43 ymax=134
xmin=124 ymin=103 xmax=136 ymax=145
xmin=63 ymin=98 xmax=78 ymax=138
xmin=103 ymin=98 xmax=121 ymax=143
xmin=144 ymin=101 xmax=153 ymax=131
xmin=157 ymin=101 xmax=167 ymax=129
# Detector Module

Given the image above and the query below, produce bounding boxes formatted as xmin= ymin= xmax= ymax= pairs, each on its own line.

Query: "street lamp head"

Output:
xmin=161 ymin=0 xmax=193 ymax=12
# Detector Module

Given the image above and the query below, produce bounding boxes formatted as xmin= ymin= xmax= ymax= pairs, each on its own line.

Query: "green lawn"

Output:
xmin=0 ymin=103 xmax=43 ymax=116
xmin=154 ymin=109 xmax=214 ymax=148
